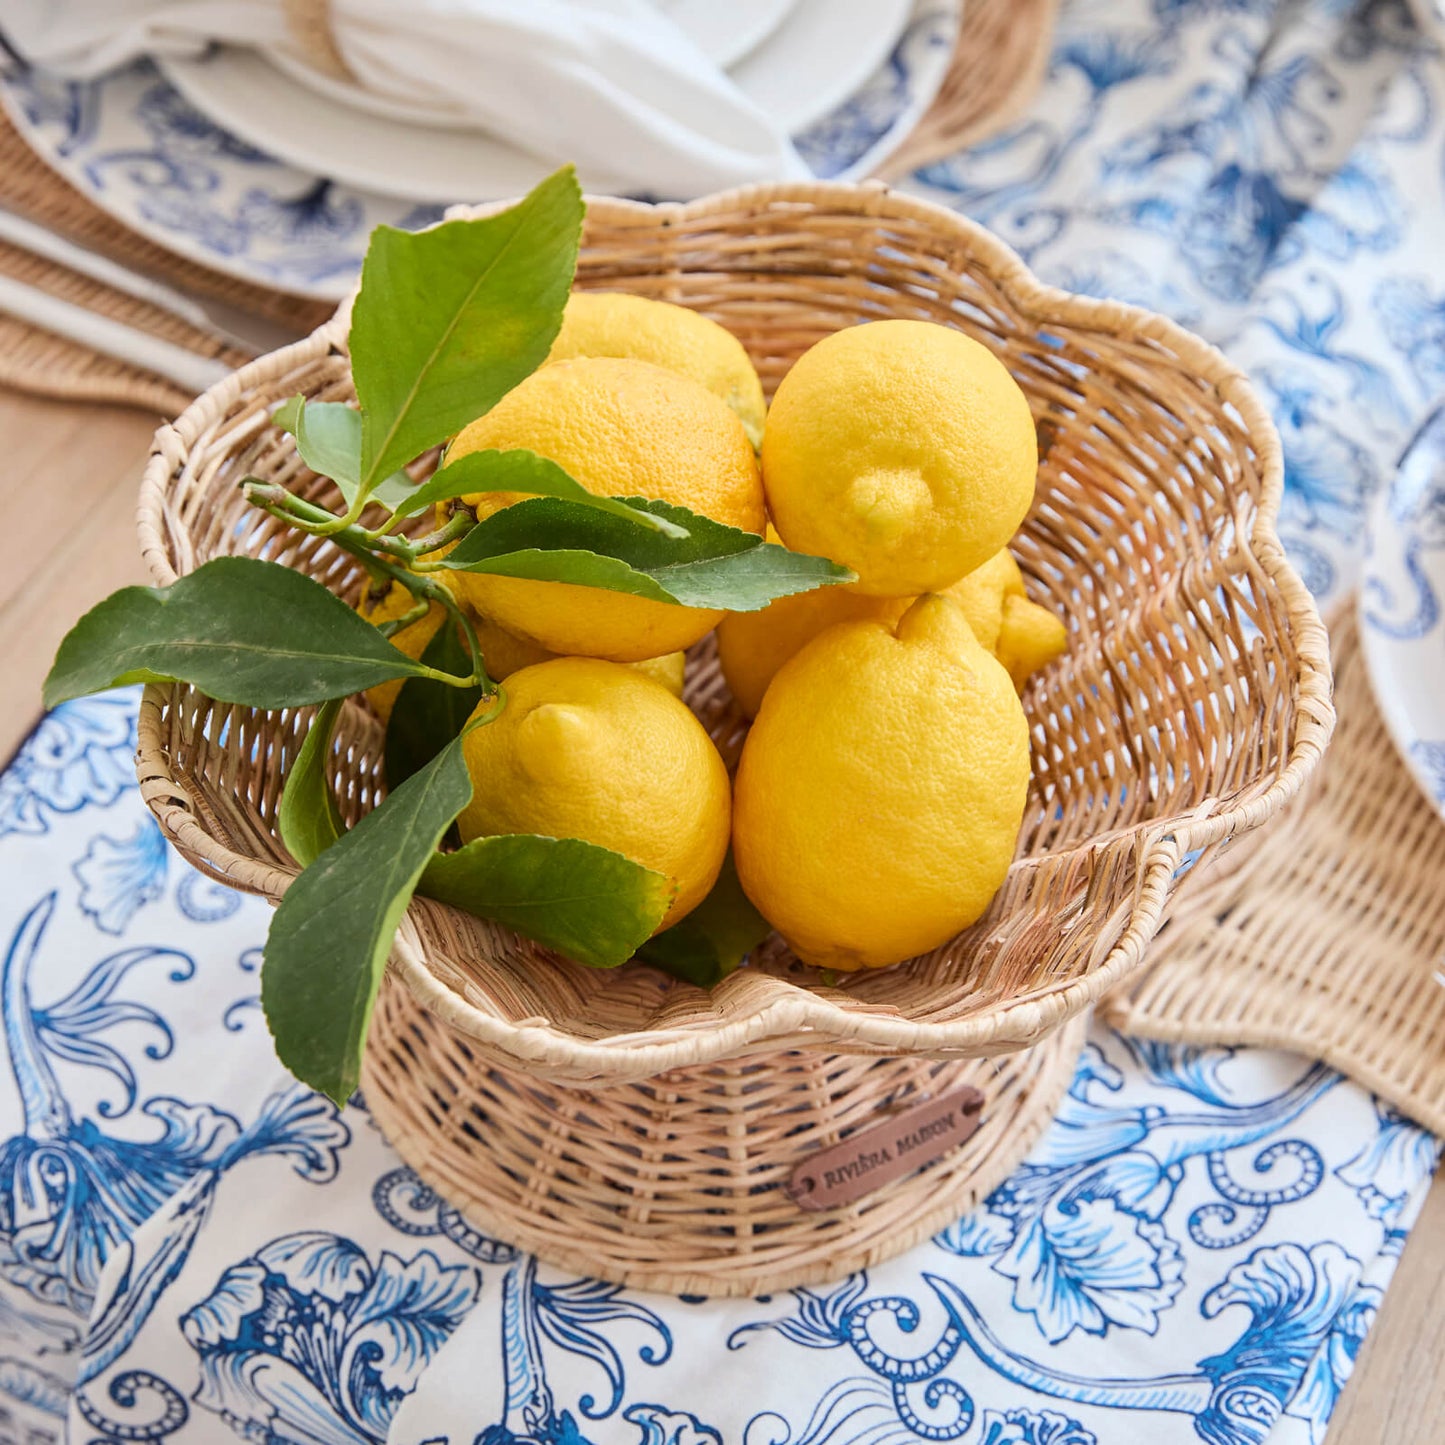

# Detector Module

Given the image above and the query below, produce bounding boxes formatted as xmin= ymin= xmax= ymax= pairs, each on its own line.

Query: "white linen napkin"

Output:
xmin=0 ymin=0 xmax=810 ymax=197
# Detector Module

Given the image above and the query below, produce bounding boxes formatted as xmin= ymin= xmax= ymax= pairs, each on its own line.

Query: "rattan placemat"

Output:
xmin=1104 ymin=609 xmax=1445 ymax=1133
xmin=0 ymin=109 xmax=319 ymax=413
xmin=0 ymin=0 xmax=1053 ymax=413
xmin=882 ymin=0 xmax=1058 ymax=176
xmin=0 ymin=235 xmax=253 ymax=415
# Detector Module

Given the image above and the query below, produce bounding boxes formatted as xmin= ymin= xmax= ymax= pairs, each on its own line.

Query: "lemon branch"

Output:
xmin=242 ymin=479 xmax=493 ymax=694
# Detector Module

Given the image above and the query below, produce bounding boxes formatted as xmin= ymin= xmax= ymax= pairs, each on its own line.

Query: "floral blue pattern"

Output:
xmin=719 ymin=1239 xmax=1369 ymax=1445
xmin=0 ymin=693 xmax=138 ymax=837
xmin=73 ymin=820 xmax=169 ymax=935
xmin=927 ymin=1042 xmax=1335 ymax=1341
xmin=0 ymin=695 xmax=1431 ymax=1445
xmin=181 ymin=1233 xmax=480 ymax=1443
xmin=711 ymin=1041 xmax=1383 ymax=1445
xmin=372 ymin=1167 xmax=520 ymax=1265
xmin=907 ymin=0 xmax=1445 ymax=614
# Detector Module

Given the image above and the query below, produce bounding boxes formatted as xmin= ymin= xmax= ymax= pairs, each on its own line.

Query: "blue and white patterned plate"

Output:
xmin=1360 ymin=406 xmax=1445 ymax=822
xmin=0 ymin=0 xmax=957 ymax=301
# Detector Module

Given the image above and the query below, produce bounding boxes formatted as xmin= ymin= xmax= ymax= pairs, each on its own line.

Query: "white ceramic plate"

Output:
xmin=0 ymin=0 xmax=957 ymax=297
xmin=1359 ymin=407 xmax=1445 ymax=822
xmin=659 ymin=0 xmax=800 ymax=69
xmin=159 ymin=0 xmax=913 ymax=203
xmin=729 ymin=0 xmax=914 ymax=134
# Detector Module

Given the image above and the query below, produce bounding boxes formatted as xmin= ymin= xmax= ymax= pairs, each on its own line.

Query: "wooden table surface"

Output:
xmin=0 ymin=384 xmax=1439 ymax=1440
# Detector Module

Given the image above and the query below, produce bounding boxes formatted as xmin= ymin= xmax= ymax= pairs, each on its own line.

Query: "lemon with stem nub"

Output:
xmin=761 ymin=320 xmax=1037 ymax=597
xmin=732 ymin=593 xmax=1031 ymax=970
xmin=547 ymin=291 xmax=767 ymax=448
xmin=717 ymin=544 xmax=1067 ymax=718
xmin=458 ymin=657 xmax=730 ymax=930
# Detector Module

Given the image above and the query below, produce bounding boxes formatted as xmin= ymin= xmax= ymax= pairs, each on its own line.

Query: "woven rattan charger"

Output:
xmin=132 ymin=182 xmax=1331 ymax=1295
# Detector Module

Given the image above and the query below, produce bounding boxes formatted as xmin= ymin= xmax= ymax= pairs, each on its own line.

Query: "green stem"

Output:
xmin=245 ymin=479 xmax=495 ymax=695
xmin=310 ymin=490 xmax=370 ymax=534
xmin=354 ymin=551 xmax=395 ymax=592
xmin=375 ymin=600 xmax=430 ymax=639
xmin=416 ymin=662 xmax=483 ymax=686
xmin=254 ymin=487 xmax=411 ymax=556
xmin=465 ymin=684 xmax=508 ymax=730
xmin=408 ymin=512 xmax=475 ymax=557
xmin=354 ymin=550 xmax=492 ymax=694
xmin=429 ymin=571 xmax=488 ymax=690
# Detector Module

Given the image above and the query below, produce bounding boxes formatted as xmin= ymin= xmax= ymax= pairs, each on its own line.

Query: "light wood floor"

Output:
xmin=0 ymin=386 xmax=1438 ymax=1437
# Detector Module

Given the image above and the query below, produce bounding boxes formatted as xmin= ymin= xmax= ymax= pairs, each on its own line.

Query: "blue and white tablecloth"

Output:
xmin=0 ymin=696 xmax=1436 ymax=1445
xmin=4 ymin=1 xmax=1445 ymax=1441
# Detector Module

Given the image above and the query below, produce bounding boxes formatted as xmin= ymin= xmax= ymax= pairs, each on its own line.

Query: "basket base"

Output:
xmin=364 ymin=976 xmax=1088 ymax=1296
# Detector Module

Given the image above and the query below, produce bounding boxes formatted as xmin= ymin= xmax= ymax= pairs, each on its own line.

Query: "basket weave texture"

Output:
xmin=363 ymin=982 xmax=1089 ymax=1293
xmin=135 ymin=181 xmax=1331 ymax=1083
xmin=131 ymin=183 xmax=1330 ymax=1291
xmin=1104 ymin=608 xmax=1445 ymax=1133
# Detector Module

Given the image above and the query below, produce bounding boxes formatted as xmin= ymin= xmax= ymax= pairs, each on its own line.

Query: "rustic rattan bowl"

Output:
xmin=134 ymin=183 xmax=1331 ymax=1293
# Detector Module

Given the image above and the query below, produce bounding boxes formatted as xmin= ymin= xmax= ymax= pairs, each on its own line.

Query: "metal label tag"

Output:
xmin=784 ymin=1086 xmax=985 ymax=1211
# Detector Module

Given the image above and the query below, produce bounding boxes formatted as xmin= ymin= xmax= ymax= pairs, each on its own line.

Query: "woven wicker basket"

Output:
xmin=133 ymin=182 xmax=1331 ymax=1294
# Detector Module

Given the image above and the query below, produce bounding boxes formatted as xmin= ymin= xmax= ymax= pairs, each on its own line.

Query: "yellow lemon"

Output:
xmin=356 ymin=578 xmax=447 ymax=724
xmin=762 ymin=320 xmax=1037 ymax=596
xmin=472 ymin=608 xmax=687 ymax=696
xmin=717 ymin=585 xmax=903 ymax=718
xmin=445 ymin=357 xmax=764 ymax=663
xmin=945 ymin=550 xmax=1068 ymax=687
xmin=732 ymin=594 xmax=1031 ymax=970
xmin=718 ymin=546 xmax=1065 ymax=718
xmin=548 ymin=291 xmax=767 ymax=447
xmin=458 ymin=658 xmax=730 ymax=928
xmin=944 ymin=549 xmax=1024 ymax=654
xmin=471 ymin=611 xmax=556 ymax=681
xmin=996 ymin=592 xmax=1069 ymax=689
xmin=630 ymin=650 xmax=687 ymax=698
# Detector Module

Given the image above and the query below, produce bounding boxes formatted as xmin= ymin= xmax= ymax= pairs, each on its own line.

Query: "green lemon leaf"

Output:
xmin=443 ymin=546 xmax=677 ymax=602
xmin=278 ymin=698 xmax=346 ymax=868
xmin=438 ymin=496 xmax=855 ymax=611
xmin=273 ymin=396 xmax=359 ymax=495
xmin=44 ymin=557 xmax=434 ymax=709
xmin=383 ymin=616 xmax=485 ymax=791
xmin=350 ymin=167 xmax=583 ymax=491
xmin=392 ymin=447 xmax=685 ymax=536
xmin=272 ymin=397 xmax=418 ymax=510
xmin=419 ymin=834 xmax=673 ymax=968
xmin=262 ymin=731 xmax=474 ymax=1104
xmin=634 ymin=852 xmax=771 ymax=986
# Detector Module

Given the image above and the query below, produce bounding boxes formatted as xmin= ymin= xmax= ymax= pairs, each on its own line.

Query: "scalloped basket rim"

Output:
xmin=134 ymin=180 xmax=1333 ymax=1082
